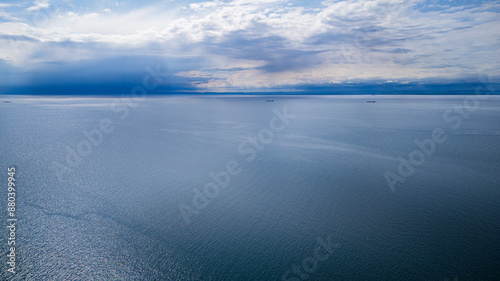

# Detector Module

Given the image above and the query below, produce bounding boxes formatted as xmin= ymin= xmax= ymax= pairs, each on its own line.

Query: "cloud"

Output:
xmin=1 ymin=0 xmax=499 ymax=92
xmin=1 ymin=53 xmax=206 ymax=94
xmin=0 ymin=3 xmax=21 ymax=8
xmin=27 ymin=0 xmax=50 ymax=11
xmin=203 ymin=31 xmax=324 ymax=73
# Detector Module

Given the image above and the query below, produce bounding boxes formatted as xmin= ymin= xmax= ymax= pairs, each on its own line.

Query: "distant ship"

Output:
xmin=266 ymin=99 xmax=274 ymax=102
xmin=366 ymin=100 xmax=376 ymax=103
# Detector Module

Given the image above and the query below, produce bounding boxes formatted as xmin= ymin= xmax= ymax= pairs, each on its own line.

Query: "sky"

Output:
xmin=0 ymin=0 xmax=499 ymax=94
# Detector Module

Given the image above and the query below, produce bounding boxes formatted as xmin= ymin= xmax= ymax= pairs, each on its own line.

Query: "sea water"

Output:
xmin=0 ymin=95 xmax=499 ymax=280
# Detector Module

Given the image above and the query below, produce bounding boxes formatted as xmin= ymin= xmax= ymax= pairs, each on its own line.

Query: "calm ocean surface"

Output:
xmin=1 ymin=95 xmax=499 ymax=280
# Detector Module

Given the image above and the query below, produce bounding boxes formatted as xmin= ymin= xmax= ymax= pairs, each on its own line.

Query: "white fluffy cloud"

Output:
xmin=26 ymin=0 xmax=51 ymax=11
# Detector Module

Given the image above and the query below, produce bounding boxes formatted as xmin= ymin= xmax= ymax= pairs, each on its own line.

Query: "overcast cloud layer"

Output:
xmin=1 ymin=0 xmax=499 ymax=93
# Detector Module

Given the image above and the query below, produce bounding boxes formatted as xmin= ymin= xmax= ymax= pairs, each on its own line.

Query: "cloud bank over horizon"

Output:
xmin=1 ymin=0 xmax=499 ymax=94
